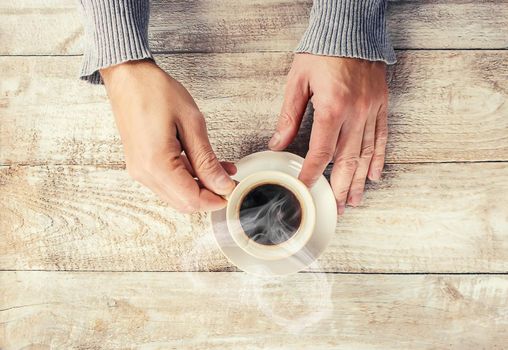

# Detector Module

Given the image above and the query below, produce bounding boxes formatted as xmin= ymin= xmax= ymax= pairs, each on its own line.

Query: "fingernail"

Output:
xmin=338 ymin=202 xmax=346 ymax=215
xmin=268 ymin=132 xmax=280 ymax=149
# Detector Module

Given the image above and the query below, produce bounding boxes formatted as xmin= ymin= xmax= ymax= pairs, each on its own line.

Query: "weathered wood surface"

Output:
xmin=1 ymin=51 xmax=507 ymax=166
xmin=2 ymin=0 xmax=507 ymax=56
xmin=1 ymin=272 xmax=507 ymax=349
xmin=1 ymin=0 xmax=507 ymax=348
xmin=149 ymin=0 xmax=508 ymax=52
xmin=0 ymin=0 xmax=84 ymax=55
xmin=1 ymin=162 xmax=507 ymax=272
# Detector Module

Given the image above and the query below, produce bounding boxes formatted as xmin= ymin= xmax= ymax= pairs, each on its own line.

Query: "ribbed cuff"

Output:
xmin=296 ymin=0 xmax=396 ymax=65
xmin=78 ymin=0 xmax=153 ymax=84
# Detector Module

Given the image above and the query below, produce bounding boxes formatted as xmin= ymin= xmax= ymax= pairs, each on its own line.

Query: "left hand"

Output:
xmin=268 ymin=53 xmax=389 ymax=215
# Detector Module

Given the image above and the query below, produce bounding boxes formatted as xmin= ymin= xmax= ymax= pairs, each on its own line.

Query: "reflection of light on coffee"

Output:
xmin=238 ymin=184 xmax=302 ymax=246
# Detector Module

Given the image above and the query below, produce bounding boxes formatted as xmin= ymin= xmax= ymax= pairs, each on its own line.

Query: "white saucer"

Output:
xmin=211 ymin=151 xmax=337 ymax=276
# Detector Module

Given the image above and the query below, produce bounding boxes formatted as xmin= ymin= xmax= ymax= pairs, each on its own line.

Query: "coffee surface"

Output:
xmin=239 ymin=183 xmax=302 ymax=245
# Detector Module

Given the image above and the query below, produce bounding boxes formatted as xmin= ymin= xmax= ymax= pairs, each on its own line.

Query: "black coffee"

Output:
xmin=239 ymin=183 xmax=302 ymax=245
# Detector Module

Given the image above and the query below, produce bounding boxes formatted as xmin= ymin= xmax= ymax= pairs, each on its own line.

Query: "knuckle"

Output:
xmin=188 ymin=109 xmax=205 ymax=122
xmin=310 ymin=148 xmax=334 ymax=164
xmin=335 ymin=155 xmax=360 ymax=172
xmin=195 ymin=147 xmax=219 ymax=173
xmin=317 ymin=100 xmax=342 ymax=116
xmin=351 ymin=178 xmax=366 ymax=191
xmin=360 ymin=144 xmax=375 ymax=158
xmin=355 ymin=98 xmax=372 ymax=113
xmin=279 ymin=111 xmax=297 ymax=128
xmin=372 ymin=153 xmax=385 ymax=163
xmin=333 ymin=187 xmax=349 ymax=200
xmin=315 ymin=109 xmax=339 ymax=124
xmin=185 ymin=110 xmax=207 ymax=129
xmin=335 ymin=88 xmax=354 ymax=102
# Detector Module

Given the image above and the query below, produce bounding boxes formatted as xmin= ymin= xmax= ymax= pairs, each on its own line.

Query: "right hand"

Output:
xmin=100 ymin=60 xmax=236 ymax=213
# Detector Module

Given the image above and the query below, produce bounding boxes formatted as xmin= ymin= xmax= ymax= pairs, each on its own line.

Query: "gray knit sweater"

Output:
xmin=79 ymin=0 xmax=396 ymax=84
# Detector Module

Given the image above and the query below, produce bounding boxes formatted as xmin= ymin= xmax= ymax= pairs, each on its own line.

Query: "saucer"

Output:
xmin=211 ymin=151 xmax=337 ymax=276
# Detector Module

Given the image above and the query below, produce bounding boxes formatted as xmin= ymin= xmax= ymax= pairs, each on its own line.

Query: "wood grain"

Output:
xmin=1 ymin=271 xmax=507 ymax=349
xmin=149 ymin=0 xmax=508 ymax=52
xmin=1 ymin=51 xmax=507 ymax=166
xmin=1 ymin=162 xmax=507 ymax=273
xmin=0 ymin=0 xmax=84 ymax=55
xmin=2 ymin=1 xmax=507 ymax=55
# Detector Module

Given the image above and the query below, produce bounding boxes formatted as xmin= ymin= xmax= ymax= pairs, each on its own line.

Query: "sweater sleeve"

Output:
xmin=78 ymin=0 xmax=153 ymax=84
xmin=296 ymin=0 xmax=396 ymax=64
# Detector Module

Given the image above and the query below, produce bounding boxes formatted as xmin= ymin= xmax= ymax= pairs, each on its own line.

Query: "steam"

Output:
xmin=238 ymin=184 xmax=302 ymax=246
xmin=177 ymin=183 xmax=333 ymax=333
xmin=179 ymin=224 xmax=333 ymax=334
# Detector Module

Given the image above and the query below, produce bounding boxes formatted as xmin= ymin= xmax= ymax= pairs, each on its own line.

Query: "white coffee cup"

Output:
xmin=211 ymin=151 xmax=337 ymax=276
xmin=225 ymin=170 xmax=316 ymax=261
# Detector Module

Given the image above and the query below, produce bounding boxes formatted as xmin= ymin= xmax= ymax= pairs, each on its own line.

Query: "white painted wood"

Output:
xmin=2 ymin=0 xmax=507 ymax=55
xmin=1 ymin=163 xmax=506 ymax=272
xmin=1 ymin=272 xmax=507 ymax=349
xmin=1 ymin=51 xmax=507 ymax=166
xmin=0 ymin=0 xmax=84 ymax=55
xmin=149 ymin=0 xmax=508 ymax=52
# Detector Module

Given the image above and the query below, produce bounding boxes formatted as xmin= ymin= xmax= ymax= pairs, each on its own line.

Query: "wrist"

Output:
xmin=100 ymin=59 xmax=156 ymax=86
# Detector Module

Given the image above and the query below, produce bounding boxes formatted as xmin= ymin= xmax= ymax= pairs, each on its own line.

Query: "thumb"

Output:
xmin=180 ymin=113 xmax=235 ymax=196
xmin=269 ymin=77 xmax=309 ymax=151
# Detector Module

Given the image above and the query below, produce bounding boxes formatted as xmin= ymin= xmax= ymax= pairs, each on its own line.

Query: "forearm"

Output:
xmin=296 ymin=0 xmax=396 ymax=64
xmin=78 ymin=0 xmax=153 ymax=84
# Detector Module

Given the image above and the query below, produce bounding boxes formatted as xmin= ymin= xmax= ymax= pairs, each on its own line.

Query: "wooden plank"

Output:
xmin=1 ymin=51 xmax=507 ymax=166
xmin=1 ymin=162 xmax=507 ymax=273
xmin=2 ymin=1 xmax=507 ymax=55
xmin=149 ymin=0 xmax=508 ymax=52
xmin=1 ymin=272 xmax=507 ymax=349
xmin=0 ymin=0 xmax=84 ymax=55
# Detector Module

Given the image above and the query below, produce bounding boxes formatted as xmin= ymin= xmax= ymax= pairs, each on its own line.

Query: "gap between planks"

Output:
xmin=0 ymin=269 xmax=507 ymax=275
xmin=1 ymin=48 xmax=507 ymax=58
xmin=2 ymin=51 xmax=508 ymax=165
xmin=2 ymin=162 xmax=507 ymax=273
xmin=2 ymin=160 xmax=508 ymax=168
xmin=1 ymin=271 xmax=507 ymax=349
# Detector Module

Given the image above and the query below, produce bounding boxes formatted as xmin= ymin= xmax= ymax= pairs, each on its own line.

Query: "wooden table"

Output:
xmin=1 ymin=1 xmax=507 ymax=348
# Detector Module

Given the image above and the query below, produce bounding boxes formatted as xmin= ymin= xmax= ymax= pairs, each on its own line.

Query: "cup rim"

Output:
xmin=225 ymin=170 xmax=316 ymax=260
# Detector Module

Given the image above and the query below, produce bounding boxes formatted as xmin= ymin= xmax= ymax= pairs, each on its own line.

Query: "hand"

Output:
xmin=101 ymin=60 xmax=236 ymax=213
xmin=269 ymin=54 xmax=388 ymax=215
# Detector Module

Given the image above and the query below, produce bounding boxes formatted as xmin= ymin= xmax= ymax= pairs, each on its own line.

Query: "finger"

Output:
xmin=221 ymin=161 xmax=237 ymax=175
xmin=180 ymin=154 xmax=195 ymax=176
xmin=268 ymin=74 xmax=310 ymax=150
xmin=181 ymin=154 xmax=237 ymax=177
xmin=368 ymin=104 xmax=388 ymax=181
xmin=178 ymin=114 xmax=235 ymax=196
xmin=298 ymin=107 xmax=343 ymax=187
xmin=138 ymin=162 xmax=227 ymax=214
xmin=143 ymin=133 xmax=227 ymax=212
xmin=152 ymin=153 xmax=228 ymax=213
xmin=347 ymin=112 xmax=376 ymax=207
xmin=330 ymin=116 xmax=364 ymax=215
